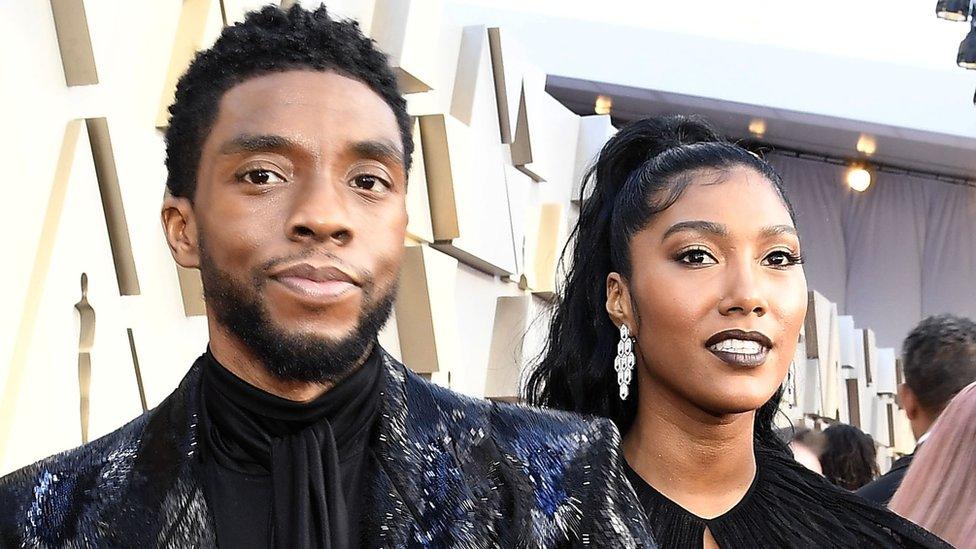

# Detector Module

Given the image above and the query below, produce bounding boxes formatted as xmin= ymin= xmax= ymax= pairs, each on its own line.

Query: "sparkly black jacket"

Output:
xmin=0 ymin=351 xmax=654 ymax=548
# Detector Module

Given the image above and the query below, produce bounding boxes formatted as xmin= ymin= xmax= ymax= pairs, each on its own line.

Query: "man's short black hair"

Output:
xmin=164 ymin=4 xmax=413 ymax=199
xmin=902 ymin=314 xmax=976 ymax=413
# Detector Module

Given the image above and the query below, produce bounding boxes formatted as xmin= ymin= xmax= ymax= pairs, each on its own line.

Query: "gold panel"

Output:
xmin=393 ymin=245 xmax=459 ymax=374
xmin=177 ymin=265 xmax=207 ymax=317
xmin=49 ymin=0 xmax=98 ymax=86
xmin=85 ymin=118 xmax=140 ymax=295
xmin=156 ymin=0 xmax=217 ymax=128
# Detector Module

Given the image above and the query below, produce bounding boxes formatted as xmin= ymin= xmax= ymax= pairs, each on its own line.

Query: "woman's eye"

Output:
xmin=351 ymin=174 xmax=389 ymax=192
xmin=678 ymin=249 xmax=717 ymax=266
xmin=763 ymin=250 xmax=803 ymax=267
xmin=238 ymin=169 xmax=284 ymax=185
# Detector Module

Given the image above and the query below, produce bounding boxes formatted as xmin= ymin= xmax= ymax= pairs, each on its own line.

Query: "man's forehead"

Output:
xmin=209 ymin=70 xmax=402 ymax=153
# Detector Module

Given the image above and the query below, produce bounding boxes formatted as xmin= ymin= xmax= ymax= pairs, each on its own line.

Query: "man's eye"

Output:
xmin=677 ymin=249 xmax=717 ymax=266
xmin=351 ymin=174 xmax=389 ymax=192
xmin=238 ymin=169 xmax=284 ymax=185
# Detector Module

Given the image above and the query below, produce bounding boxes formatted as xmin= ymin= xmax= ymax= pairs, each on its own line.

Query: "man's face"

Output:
xmin=167 ymin=70 xmax=408 ymax=381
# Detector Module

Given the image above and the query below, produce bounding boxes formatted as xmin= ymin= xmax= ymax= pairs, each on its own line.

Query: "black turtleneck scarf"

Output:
xmin=197 ymin=346 xmax=383 ymax=549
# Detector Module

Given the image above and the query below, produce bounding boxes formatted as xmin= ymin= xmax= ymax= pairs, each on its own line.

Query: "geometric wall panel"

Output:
xmin=177 ymin=265 xmax=206 ymax=317
xmin=572 ymin=115 xmax=615 ymax=204
xmin=405 ymin=118 xmax=434 ymax=243
xmin=487 ymin=26 xmax=524 ymax=144
xmin=520 ymin=202 xmax=566 ymax=297
xmin=420 ymin=111 xmax=517 ymax=275
xmin=393 ymin=245 xmax=459 ymax=374
xmin=484 ymin=294 xmax=548 ymax=400
xmin=0 ymin=120 xmax=82 ymax=465
xmin=85 ymin=118 xmax=140 ymax=296
xmin=156 ymin=0 xmax=223 ymax=128
xmin=49 ymin=0 xmax=98 ymax=86
xmin=370 ymin=0 xmax=441 ymax=94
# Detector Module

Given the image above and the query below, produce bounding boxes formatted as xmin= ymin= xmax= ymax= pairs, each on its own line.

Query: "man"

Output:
xmin=0 ymin=6 xmax=652 ymax=548
xmin=857 ymin=314 xmax=976 ymax=506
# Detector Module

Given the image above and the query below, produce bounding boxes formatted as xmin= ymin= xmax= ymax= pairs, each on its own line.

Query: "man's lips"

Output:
xmin=270 ymin=263 xmax=360 ymax=301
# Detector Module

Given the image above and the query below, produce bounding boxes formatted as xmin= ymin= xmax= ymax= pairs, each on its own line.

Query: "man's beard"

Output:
xmin=198 ymin=244 xmax=397 ymax=384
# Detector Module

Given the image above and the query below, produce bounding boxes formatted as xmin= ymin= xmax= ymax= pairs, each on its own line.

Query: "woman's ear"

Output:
xmin=606 ymin=272 xmax=634 ymax=330
xmin=161 ymin=196 xmax=200 ymax=268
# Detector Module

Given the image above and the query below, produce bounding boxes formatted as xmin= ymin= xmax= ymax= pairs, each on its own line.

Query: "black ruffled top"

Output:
xmin=624 ymin=446 xmax=950 ymax=548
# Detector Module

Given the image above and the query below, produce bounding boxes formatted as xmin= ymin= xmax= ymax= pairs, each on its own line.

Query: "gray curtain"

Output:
xmin=768 ymin=153 xmax=976 ymax=350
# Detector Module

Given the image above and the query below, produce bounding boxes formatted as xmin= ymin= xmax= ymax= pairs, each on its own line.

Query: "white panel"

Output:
xmin=371 ymin=0 xmax=442 ymax=93
xmin=484 ymin=294 xmax=548 ymax=399
xmin=572 ymin=115 xmax=615 ymax=204
xmin=875 ymin=348 xmax=898 ymax=395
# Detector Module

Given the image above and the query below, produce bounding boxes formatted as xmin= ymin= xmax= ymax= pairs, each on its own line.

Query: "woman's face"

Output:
xmin=608 ymin=166 xmax=807 ymax=416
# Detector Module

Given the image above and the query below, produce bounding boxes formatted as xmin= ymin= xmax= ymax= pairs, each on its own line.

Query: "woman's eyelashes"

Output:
xmin=761 ymin=249 xmax=805 ymax=268
xmin=673 ymin=246 xmax=804 ymax=268
xmin=675 ymin=247 xmax=718 ymax=266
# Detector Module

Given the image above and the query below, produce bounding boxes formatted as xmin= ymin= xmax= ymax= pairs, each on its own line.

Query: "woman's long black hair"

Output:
xmin=524 ymin=114 xmax=796 ymax=452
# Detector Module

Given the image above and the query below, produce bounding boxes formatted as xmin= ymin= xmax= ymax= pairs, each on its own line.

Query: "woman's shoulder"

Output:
xmin=755 ymin=447 xmax=951 ymax=548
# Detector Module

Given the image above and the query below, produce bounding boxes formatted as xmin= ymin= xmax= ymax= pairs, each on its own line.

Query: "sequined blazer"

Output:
xmin=0 ymin=350 xmax=655 ymax=548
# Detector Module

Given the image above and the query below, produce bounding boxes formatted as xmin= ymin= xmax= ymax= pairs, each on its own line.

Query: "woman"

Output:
xmin=890 ymin=381 xmax=976 ymax=548
xmin=526 ymin=115 xmax=947 ymax=548
xmin=820 ymin=423 xmax=879 ymax=491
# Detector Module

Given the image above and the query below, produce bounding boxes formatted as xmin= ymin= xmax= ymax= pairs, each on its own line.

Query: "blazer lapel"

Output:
xmin=102 ymin=358 xmax=217 ymax=547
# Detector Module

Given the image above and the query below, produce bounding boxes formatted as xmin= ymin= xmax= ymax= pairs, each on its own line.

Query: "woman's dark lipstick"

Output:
xmin=705 ymin=329 xmax=773 ymax=368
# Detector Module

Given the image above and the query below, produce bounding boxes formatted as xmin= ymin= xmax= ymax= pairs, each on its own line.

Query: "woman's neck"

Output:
xmin=622 ymin=377 xmax=757 ymax=520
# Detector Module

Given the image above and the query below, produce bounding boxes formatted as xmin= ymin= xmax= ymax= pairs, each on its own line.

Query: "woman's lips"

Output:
xmin=705 ymin=330 xmax=772 ymax=368
xmin=707 ymin=347 xmax=769 ymax=368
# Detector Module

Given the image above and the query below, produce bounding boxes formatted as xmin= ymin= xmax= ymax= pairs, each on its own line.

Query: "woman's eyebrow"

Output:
xmin=759 ymin=224 xmax=798 ymax=238
xmin=661 ymin=220 xmax=727 ymax=243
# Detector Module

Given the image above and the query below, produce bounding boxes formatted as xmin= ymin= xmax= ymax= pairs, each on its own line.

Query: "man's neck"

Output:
xmin=207 ymin=324 xmax=368 ymax=403
xmin=622 ymin=377 xmax=757 ymax=520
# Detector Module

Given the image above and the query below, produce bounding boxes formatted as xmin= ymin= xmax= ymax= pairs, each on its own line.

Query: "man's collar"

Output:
xmin=915 ymin=430 xmax=931 ymax=447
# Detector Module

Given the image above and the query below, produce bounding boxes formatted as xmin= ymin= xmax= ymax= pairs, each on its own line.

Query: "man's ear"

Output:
xmin=161 ymin=195 xmax=200 ymax=268
xmin=606 ymin=272 xmax=635 ymax=332
xmin=899 ymin=382 xmax=920 ymax=421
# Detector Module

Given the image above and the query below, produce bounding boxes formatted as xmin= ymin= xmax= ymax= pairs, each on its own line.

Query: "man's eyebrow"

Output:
xmin=760 ymin=224 xmax=799 ymax=238
xmin=218 ymin=133 xmax=303 ymax=155
xmin=352 ymin=139 xmax=404 ymax=166
xmin=661 ymin=220 xmax=728 ymax=242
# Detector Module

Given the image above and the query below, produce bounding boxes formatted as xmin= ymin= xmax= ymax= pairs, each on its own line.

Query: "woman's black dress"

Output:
xmin=624 ymin=446 xmax=950 ymax=548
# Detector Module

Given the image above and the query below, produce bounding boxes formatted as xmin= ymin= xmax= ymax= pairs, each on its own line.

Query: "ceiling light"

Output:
xmin=937 ymin=0 xmax=971 ymax=21
xmin=847 ymin=164 xmax=873 ymax=192
xmin=748 ymin=118 xmax=766 ymax=137
xmin=958 ymin=24 xmax=976 ymax=68
xmin=856 ymin=134 xmax=877 ymax=156
xmin=594 ymin=95 xmax=613 ymax=115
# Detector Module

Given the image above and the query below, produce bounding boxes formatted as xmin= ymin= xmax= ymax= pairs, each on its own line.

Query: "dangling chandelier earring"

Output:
xmin=615 ymin=324 xmax=635 ymax=400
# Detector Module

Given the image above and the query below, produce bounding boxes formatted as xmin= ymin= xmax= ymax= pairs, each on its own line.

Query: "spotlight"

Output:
xmin=594 ymin=95 xmax=613 ymax=115
xmin=748 ymin=118 xmax=766 ymax=137
xmin=958 ymin=23 xmax=976 ymax=68
xmin=847 ymin=164 xmax=873 ymax=192
xmin=936 ymin=0 xmax=971 ymax=21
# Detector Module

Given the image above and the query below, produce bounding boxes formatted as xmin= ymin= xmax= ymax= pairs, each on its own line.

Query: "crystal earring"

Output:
xmin=614 ymin=324 xmax=635 ymax=400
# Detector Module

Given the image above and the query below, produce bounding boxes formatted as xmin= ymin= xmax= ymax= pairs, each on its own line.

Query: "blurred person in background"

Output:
xmin=889 ymin=381 xmax=976 ymax=549
xmin=820 ymin=424 xmax=878 ymax=491
xmin=858 ymin=314 xmax=976 ymax=505
xmin=781 ymin=426 xmax=826 ymax=475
